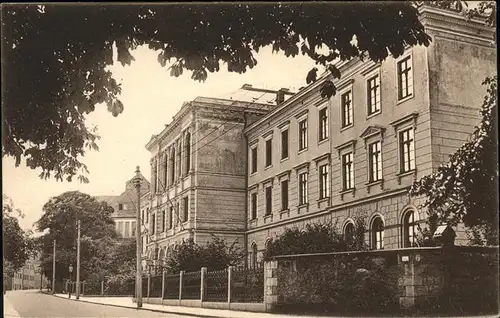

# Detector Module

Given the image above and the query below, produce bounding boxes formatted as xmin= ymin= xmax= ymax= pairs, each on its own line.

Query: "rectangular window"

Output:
xmin=281 ymin=180 xmax=289 ymax=210
xmin=298 ymin=172 xmax=308 ymax=205
xmin=162 ymin=210 xmax=166 ymax=232
xmin=131 ymin=221 xmax=136 ymax=237
xmin=251 ymin=193 xmax=257 ymax=220
xmin=117 ymin=222 xmax=124 ymax=236
xmin=398 ymin=56 xmax=413 ymax=100
xmin=342 ymin=152 xmax=354 ymax=190
xmin=281 ymin=129 xmax=289 ymax=159
xmin=319 ymin=108 xmax=328 ymax=141
xmin=319 ymin=164 xmax=329 ymax=199
xmin=251 ymin=147 xmax=257 ymax=173
xmin=141 ymin=209 xmax=144 ymax=224
xmin=400 ymin=128 xmax=415 ymax=172
xmin=369 ymin=141 xmax=383 ymax=182
xmin=265 ymin=139 xmax=272 ymax=167
xmin=298 ymin=119 xmax=308 ymax=150
xmin=146 ymin=208 xmax=149 ymax=223
xmin=176 ymin=202 xmax=180 ymax=225
xmin=168 ymin=206 xmax=173 ymax=229
xmin=265 ymin=187 xmax=272 ymax=215
xmin=118 ymin=203 xmax=123 ymax=210
xmin=341 ymin=91 xmax=353 ymax=127
xmin=151 ymin=214 xmax=156 ymax=235
xmin=367 ymin=75 xmax=381 ymax=115
xmin=183 ymin=197 xmax=189 ymax=222
xmin=124 ymin=222 xmax=130 ymax=238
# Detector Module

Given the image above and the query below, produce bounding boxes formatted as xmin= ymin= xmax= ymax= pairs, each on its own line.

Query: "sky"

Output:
xmin=2 ymin=44 xmax=315 ymax=232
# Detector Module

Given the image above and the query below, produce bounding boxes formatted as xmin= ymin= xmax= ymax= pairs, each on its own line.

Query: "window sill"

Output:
xmin=367 ymin=110 xmax=381 ymax=120
xmin=280 ymin=156 xmax=289 ymax=163
xmin=250 ymin=171 xmax=258 ymax=177
xmin=316 ymin=197 xmax=330 ymax=208
xmin=279 ymin=209 xmax=290 ymax=220
xmin=339 ymin=188 xmax=356 ymax=201
xmin=264 ymin=165 xmax=273 ymax=170
xmin=249 ymin=218 xmax=257 ymax=225
xmin=298 ymin=147 xmax=308 ymax=154
xmin=396 ymin=169 xmax=417 ymax=184
xmin=318 ymin=138 xmax=329 ymax=146
xmin=264 ymin=214 xmax=273 ymax=224
xmin=365 ymin=179 xmax=384 ymax=193
xmin=297 ymin=203 xmax=309 ymax=214
xmin=396 ymin=94 xmax=414 ymax=105
xmin=340 ymin=124 xmax=353 ymax=132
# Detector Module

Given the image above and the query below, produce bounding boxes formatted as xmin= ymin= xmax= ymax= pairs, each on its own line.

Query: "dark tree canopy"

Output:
xmin=1 ymin=2 xmax=494 ymax=183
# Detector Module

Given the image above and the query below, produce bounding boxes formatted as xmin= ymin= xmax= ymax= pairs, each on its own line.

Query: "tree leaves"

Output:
xmin=410 ymin=76 xmax=498 ymax=246
xmin=306 ymin=67 xmax=318 ymax=84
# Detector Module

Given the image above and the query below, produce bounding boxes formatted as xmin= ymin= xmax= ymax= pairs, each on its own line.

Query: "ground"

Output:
xmin=4 ymin=289 xmax=201 ymax=318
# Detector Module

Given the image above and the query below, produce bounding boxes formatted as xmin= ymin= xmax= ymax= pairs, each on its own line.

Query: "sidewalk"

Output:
xmin=4 ymin=295 xmax=22 ymax=318
xmin=52 ymin=293 xmax=325 ymax=318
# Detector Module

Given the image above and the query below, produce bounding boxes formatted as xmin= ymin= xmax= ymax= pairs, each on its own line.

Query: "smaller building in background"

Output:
xmin=97 ymin=173 xmax=150 ymax=239
xmin=8 ymin=255 xmax=48 ymax=290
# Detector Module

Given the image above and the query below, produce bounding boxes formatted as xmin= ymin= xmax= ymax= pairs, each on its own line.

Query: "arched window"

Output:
xmin=170 ymin=148 xmax=176 ymax=185
xmin=163 ymin=152 xmax=168 ymax=187
xmin=251 ymin=243 xmax=258 ymax=268
xmin=402 ymin=210 xmax=418 ymax=247
xmin=344 ymin=221 xmax=355 ymax=245
xmin=371 ymin=216 xmax=384 ymax=250
xmin=185 ymin=132 xmax=191 ymax=174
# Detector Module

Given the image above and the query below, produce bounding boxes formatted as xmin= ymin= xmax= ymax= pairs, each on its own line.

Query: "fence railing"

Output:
xmin=182 ymin=271 xmax=201 ymax=300
xmin=149 ymin=275 xmax=162 ymax=298
xmin=232 ymin=264 xmax=264 ymax=303
xmin=205 ymin=268 xmax=228 ymax=302
xmin=164 ymin=274 xmax=180 ymax=299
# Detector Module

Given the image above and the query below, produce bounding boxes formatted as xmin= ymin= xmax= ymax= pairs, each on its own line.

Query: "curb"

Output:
xmin=42 ymin=292 xmax=221 ymax=318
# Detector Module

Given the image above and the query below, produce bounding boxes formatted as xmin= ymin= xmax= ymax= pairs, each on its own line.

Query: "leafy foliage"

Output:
xmin=2 ymin=2 xmax=436 ymax=182
xmin=410 ymin=76 xmax=498 ymax=246
xmin=36 ymin=191 xmax=119 ymax=281
xmin=163 ymin=236 xmax=244 ymax=274
xmin=264 ymin=219 xmax=368 ymax=260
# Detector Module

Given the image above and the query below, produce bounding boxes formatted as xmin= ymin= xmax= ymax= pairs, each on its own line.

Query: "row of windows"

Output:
xmin=151 ymin=132 xmax=192 ymax=193
xmin=150 ymin=196 xmax=189 ymax=235
xmin=116 ymin=220 xmax=137 ymax=238
xmin=249 ymin=209 xmax=418 ymax=268
xmin=250 ymin=56 xmax=414 ymax=174
xmin=250 ymin=127 xmax=415 ymax=218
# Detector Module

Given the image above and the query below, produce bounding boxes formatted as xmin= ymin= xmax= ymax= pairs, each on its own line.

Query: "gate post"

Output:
xmin=100 ymin=281 xmax=104 ymax=296
xmin=179 ymin=271 xmax=184 ymax=301
xmin=161 ymin=270 xmax=166 ymax=299
xmin=147 ymin=273 xmax=151 ymax=299
xmin=227 ymin=266 xmax=233 ymax=304
xmin=200 ymin=267 xmax=207 ymax=302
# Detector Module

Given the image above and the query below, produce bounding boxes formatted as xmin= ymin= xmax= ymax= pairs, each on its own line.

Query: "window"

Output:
xmin=251 ymin=147 xmax=257 ymax=173
xmin=251 ymin=243 xmax=258 ymax=269
xmin=371 ymin=217 xmax=384 ymax=250
xmin=281 ymin=180 xmax=289 ymax=210
xmin=185 ymin=132 xmax=191 ymax=174
xmin=141 ymin=209 xmax=144 ymax=223
xmin=183 ymin=197 xmax=189 ymax=222
xmin=399 ymin=128 xmax=415 ymax=172
xmin=168 ymin=206 xmax=173 ymax=229
xmin=265 ymin=187 xmax=272 ymax=216
xmin=398 ymin=56 xmax=413 ymax=100
xmin=281 ymin=129 xmax=289 ymax=159
xmin=151 ymin=214 xmax=156 ymax=235
xmin=344 ymin=222 xmax=355 ymax=245
xmin=131 ymin=221 xmax=136 ymax=237
xmin=298 ymin=172 xmax=308 ymax=205
xmin=118 ymin=203 xmax=123 ymax=210
xmin=164 ymin=154 xmax=168 ymax=186
xmin=342 ymin=152 xmax=354 ymax=190
xmin=117 ymin=222 xmax=124 ymax=236
xmin=319 ymin=164 xmax=329 ymax=199
xmin=367 ymin=75 xmax=381 ymax=115
xmin=369 ymin=141 xmax=382 ymax=182
xmin=319 ymin=108 xmax=328 ymax=141
xmin=403 ymin=210 xmax=417 ymax=247
xmin=265 ymin=138 xmax=272 ymax=167
xmin=250 ymin=193 xmax=257 ymax=220
xmin=341 ymin=91 xmax=353 ymax=127
xmin=146 ymin=208 xmax=149 ymax=223
xmin=162 ymin=210 xmax=166 ymax=232
xmin=298 ymin=119 xmax=308 ymax=150
xmin=176 ymin=202 xmax=180 ymax=224
xmin=170 ymin=148 xmax=176 ymax=185
xmin=124 ymin=222 xmax=130 ymax=237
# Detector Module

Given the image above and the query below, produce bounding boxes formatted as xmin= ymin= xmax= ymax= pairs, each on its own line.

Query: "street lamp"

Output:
xmin=68 ymin=265 xmax=73 ymax=298
xmin=133 ymin=166 xmax=143 ymax=308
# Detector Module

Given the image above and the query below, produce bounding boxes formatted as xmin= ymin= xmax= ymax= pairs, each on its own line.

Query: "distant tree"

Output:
xmin=410 ymin=76 xmax=498 ymax=246
xmin=36 ymin=191 xmax=118 ymax=281
xmin=2 ymin=2 xmax=437 ymax=182
xmin=163 ymin=236 xmax=244 ymax=274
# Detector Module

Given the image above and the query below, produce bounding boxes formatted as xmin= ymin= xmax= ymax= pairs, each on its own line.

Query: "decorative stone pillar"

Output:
xmin=264 ymin=260 xmax=278 ymax=311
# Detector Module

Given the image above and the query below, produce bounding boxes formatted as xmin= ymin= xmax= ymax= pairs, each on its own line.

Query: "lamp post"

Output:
xmin=52 ymin=240 xmax=56 ymax=294
xmin=76 ymin=220 xmax=81 ymax=300
xmin=133 ymin=166 xmax=143 ymax=308
xmin=68 ymin=265 xmax=73 ymax=298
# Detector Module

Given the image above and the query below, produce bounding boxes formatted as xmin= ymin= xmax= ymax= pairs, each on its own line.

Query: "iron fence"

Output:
xmin=82 ymin=280 xmax=102 ymax=296
xmin=182 ymin=271 xmax=201 ymax=300
xmin=142 ymin=276 xmax=148 ymax=296
xmin=149 ymin=275 xmax=162 ymax=297
xmin=231 ymin=264 xmax=264 ymax=303
xmin=104 ymin=279 xmax=135 ymax=296
xmin=205 ymin=268 xmax=228 ymax=302
xmin=164 ymin=274 xmax=180 ymax=299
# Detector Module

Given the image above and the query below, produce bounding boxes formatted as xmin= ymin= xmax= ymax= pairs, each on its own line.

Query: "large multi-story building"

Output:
xmin=97 ymin=173 xmax=150 ymax=238
xmin=140 ymin=5 xmax=495 ymax=269
xmin=141 ymin=88 xmax=294 ymax=265
xmin=244 ymin=4 xmax=495 ymax=265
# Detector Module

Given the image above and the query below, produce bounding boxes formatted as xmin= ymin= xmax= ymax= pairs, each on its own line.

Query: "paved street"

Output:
xmin=4 ymin=290 xmax=201 ymax=318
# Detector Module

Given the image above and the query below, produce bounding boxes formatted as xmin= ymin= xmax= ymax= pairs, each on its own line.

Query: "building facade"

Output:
xmin=141 ymin=90 xmax=291 ymax=267
xmin=8 ymin=255 xmax=48 ymax=290
xmin=243 ymin=5 xmax=496 ymax=265
xmin=97 ymin=174 xmax=150 ymax=239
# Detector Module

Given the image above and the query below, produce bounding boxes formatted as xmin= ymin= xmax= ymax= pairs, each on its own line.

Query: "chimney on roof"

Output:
xmin=276 ymin=88 xmax=289 ymax=106
xmin=241 ymin=84 xmax=253 ymax=90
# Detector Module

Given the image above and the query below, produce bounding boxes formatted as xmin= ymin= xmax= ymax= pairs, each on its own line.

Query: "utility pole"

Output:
xmin=76 ymin=220 xmax=81 ymax=300
xmin=52 ymin=239 xmax=56 ymax=294
xmin=134 ymin=166 xmax=143 ymax=308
